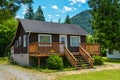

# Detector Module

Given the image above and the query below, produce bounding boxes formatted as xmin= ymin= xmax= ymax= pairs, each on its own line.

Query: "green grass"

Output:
xmin=103 ymin=57 xmax=120 ymax=63
xmin=0 ymin=57 xmax=9 ymax=64
xmin=56 ymin=69 xmax=120 ymax=80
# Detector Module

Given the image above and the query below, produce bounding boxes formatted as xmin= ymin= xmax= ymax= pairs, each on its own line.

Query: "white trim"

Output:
xmin=38 ymin=34 xmax=52 ymax=43
xmin=19 ymin=36 xmax=22 ymax=46
xmin=70 ymin=36 xmax=81 ymax=47
xmin=59 ymin=35 xmax=67 ymax=47
xmin=23 ymin=35 xmax=27 ymax=47
xmin=15 ymin=40 xmax=18 ymax=47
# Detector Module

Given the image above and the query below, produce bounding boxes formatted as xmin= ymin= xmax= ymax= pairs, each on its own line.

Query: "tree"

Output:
xmin=58 ymin=18 xmax=61 ymax=23
xmin=33 ymin=6 xmax=45 ymax=21
xmin=0 ymin=18 xmax=17 ymax=57
xmin=24 ymin=3 xmax=34 ymax=19
xmin=64 ymin=14 xmax=71 ymax=24
xmin=88 ymin=0 xmax=120 ymax=51
xmin=0 ymin=0 xmax=33 ymax=22
xmin=0 ymin=0 xmax=33 ymax=57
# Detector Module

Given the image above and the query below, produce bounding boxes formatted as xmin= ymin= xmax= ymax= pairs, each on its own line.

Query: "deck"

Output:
xmin=29 ymin=42 xmax=100 ymax=67
xmin=29 ymin=42 xmax=100 ymax=57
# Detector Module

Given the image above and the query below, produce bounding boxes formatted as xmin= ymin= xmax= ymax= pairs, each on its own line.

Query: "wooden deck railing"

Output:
xmin=64 ymin=47 xmax=77 ymax=67
xmin=79 ymin=45 xmax=93 ymax=67
xmin=29 ymin=42 xmax=65 ymax=54
xmin=80 ymin=43 xmax=100 ymax=55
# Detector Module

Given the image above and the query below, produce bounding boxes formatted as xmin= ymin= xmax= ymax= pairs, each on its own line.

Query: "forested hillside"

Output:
xmin=71 ymin=10 xmax=93 ymax=33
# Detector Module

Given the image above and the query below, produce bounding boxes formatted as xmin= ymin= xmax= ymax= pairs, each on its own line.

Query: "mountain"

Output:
xmin=71 ymin=10 xmax=93 ymax=34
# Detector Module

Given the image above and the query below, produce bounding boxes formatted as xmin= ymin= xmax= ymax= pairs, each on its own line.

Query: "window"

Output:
xmin=38 ymin=34 xmax=52 ymax=43
xmin=15 ymin=40 xmax=18 ymax=47
xmin=70 ymin=36 xmax=80 ymax=47
xmin=19 ymin=36 xmax=21 ymax=46
xmin=23 ymin=35 xmax=26 ymax=47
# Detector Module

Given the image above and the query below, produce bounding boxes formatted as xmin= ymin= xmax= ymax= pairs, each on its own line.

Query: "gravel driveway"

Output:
xmin=0 ymin=63 xmax=120 ymax=80
xmin=0 ymin=64 xmax=50 ymax=80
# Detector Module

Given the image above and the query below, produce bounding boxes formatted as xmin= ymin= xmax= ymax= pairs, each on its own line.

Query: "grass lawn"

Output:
xmin=0 ymin=57 xmax=8 ymax=64
xmin=103 ymin=57 xmax=120 ymax=63
xmin=56 ymin=69 xmax=120 ymax=80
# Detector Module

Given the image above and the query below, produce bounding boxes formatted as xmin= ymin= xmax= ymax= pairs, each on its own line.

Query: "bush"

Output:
xmin=93 ymin=55 xmax=104 ymax=65
xmin=46 ymin=54 xmax=63 ymax=70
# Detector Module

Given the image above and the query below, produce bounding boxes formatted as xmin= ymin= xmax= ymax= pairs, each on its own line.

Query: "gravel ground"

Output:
xmin=0 ymin=63 xmax=120 ymax=80
xmin=0 ymin=64 xmax=51 ymax=80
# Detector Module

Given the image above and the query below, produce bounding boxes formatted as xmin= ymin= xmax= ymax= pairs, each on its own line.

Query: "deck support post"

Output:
xmin=38 ymin=57 xmax=40 ymax=67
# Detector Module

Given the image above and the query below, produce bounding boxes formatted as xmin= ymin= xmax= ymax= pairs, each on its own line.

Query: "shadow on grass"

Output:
xmin=103 ymin=57 xmax=120 ymax=63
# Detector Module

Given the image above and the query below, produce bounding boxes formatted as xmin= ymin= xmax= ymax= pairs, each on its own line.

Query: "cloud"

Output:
xmin=22 ymin=5 xmax=28 ymax=15
xmin=42 ymin=6 xmax=46 ymax=9
xmin=48 ymin=15 xmax=52 ymax=19
xmin=69 ymin=0 xmax=87 ymax=5
xmin=52 ymin=5 xmax=58 ymax=9
xmin=63 ymin=6 xmax=73 ymax=12
xmin=59 ymin=10 xmax=65 ymax=13
xmin=15 ymin=15 xmax=21 ymax=18
xmin=59 ymin=6 xmax=77 ymax=13
xmin=15 ymin=15 xmax=24 ymax=19
xmin=56 ymin=14 xmax=60 ymax=17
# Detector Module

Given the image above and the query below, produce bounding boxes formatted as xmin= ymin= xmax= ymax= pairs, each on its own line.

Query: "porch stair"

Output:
xmin=64 ymin=46 xmax=93 ymax=69
xmin=74 ymin=55 xmax=92 ymax=69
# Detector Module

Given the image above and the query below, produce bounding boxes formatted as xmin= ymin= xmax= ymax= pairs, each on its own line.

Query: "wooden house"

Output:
xmin=9 ymin=19 xmax=100 ymax=69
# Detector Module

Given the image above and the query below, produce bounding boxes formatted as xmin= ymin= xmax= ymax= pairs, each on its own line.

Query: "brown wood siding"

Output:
xmin=29 ymin=33 xmax=38 ymax=43
xmin=67 ymin=35 xmax=86 ymax=52
xmin=81 ymin=36 xmax=86 ymax=43
xmin=14 ymin=23 xmax=27 ymax=54
xmin=52 ymin=34 xmax=59 ymax=42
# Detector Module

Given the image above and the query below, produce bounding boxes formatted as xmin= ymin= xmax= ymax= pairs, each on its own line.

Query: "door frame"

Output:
xmin=59 ymin=35 xmax=67 ymax=47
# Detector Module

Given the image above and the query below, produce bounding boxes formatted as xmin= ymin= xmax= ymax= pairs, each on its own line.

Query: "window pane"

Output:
xmin=23 ymin=35 xmax=26 ymax=47
xmin=19 ymin=36 xmax=21 ymax=46
xmin=40 ymin=36 xmax=50 ymax=43
xmin=70 ymin=36 xmax=80 ymax=46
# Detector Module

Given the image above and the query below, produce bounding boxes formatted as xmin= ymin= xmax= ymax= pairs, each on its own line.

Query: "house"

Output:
xmin=9 ymin=19 xmax=100 ymax=69
xmin=106 ymin=50 xmax=120 ymax=59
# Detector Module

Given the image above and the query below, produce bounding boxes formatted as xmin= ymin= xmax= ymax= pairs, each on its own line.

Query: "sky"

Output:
xmin=16 ymin=0 xmax=90 ymax=22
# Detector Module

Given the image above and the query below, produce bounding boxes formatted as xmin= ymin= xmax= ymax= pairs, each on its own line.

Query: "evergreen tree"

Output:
xmin=58 ymin=18 xmax=61 ymax=23
xmin=64 ymin=14 xmax=71 ymax=24
xmin=88 ymin=0 xmax=120 ymax=51
xmin=0 ymin=0 xmax=33 ymax=57
xmin=24 ymin=3 xmax=34 ymax=19
xmin=33 ymin=6 xmax=45 ymax=21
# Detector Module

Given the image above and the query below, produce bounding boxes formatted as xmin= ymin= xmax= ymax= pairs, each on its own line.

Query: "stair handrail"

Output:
xmin=79 ymin=45 xmax=94 ymax=67
xmin=64 ymin=47 xmax=77 ymax=67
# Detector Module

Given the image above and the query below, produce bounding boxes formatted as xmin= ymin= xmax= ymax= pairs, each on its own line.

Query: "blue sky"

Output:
xmin=16 ymin=0 xmax=89 ymax=22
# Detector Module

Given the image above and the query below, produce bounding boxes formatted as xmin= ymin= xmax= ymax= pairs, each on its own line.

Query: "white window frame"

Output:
xmin=15 ymin=40 xmax=18 ymax=47
xmin=19 ymin=36 xmax=21 ymax=46
xmin=70 ymin=36 xmax=81 ymax=47
xmin=23 ymin=35 xmax=27 ymax=47
xmin=38 ymin=34 xmax=52 ymax=43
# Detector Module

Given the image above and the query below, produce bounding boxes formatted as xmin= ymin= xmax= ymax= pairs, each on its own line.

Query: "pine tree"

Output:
xmin=24 ymin=3 xmax=34 ymax=19
xmin=64 ymin=14 xmax=71 ymax=24
xmin=33 ymin=6 xmax=45 ymax=21
xmin=88 ymin=0 xmax=120 ymax=51
xmin=58 ymin=18 xmax=61 ymax=23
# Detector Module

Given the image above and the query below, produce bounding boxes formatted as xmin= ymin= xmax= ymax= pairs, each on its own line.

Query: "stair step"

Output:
xmin=77 ymin=62 xmax=89 ymax=64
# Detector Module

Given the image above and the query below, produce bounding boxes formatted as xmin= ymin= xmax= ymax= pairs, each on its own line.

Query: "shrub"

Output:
xmin=93 ymin=55 xmax=104 ymax=65
xmin=46 ymin=54 xmax=63 ymax=70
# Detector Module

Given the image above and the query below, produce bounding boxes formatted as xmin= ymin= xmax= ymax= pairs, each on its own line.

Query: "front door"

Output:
xmin=60 ymin=35 xmax=67 ymax=47
xmin=60 ymin=35 xmax=67 ymax=52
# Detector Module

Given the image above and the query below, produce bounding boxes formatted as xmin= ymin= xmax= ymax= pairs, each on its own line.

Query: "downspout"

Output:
xmin=28 ymin=32 xmax=31 ymax=66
